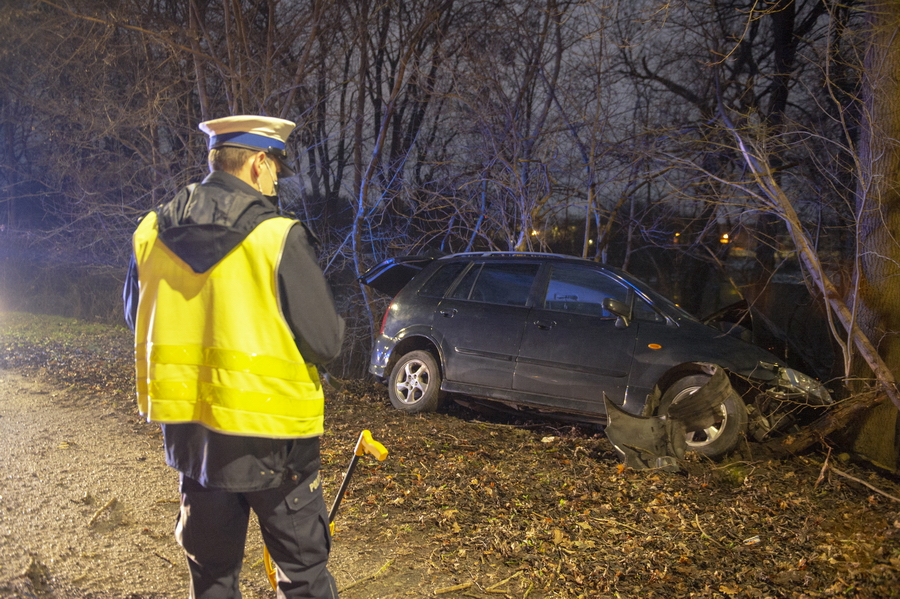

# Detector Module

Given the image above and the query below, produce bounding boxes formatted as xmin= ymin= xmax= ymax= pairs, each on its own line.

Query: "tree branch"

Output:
xmin=717 ymin=103 xmax=900 ymax=412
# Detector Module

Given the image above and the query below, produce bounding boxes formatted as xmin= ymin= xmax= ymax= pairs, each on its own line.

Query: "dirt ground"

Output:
xmin=0 ymin=368 xmax=434 ymax=599
xmin=2 ymin=312 xmax=900 ymax=599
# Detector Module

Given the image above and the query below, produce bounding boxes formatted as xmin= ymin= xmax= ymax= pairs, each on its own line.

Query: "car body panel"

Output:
xmin=628 ymin=318 xmax=778 ymax=390
xmin=435 ymin=297 xmax=530 ymax=388
xmin=513 ymin=307 xmax=636 ymax=411
xmin=369 ymin=323 xmax=435 ymax=378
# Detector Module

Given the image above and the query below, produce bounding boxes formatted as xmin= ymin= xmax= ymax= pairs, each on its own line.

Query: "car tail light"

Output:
xmin=378 ymin=300 xmax=394 ymax=335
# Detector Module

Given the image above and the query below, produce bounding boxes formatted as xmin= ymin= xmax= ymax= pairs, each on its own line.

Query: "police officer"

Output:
xmin=123 ymin=115 xmax=345 ymax=598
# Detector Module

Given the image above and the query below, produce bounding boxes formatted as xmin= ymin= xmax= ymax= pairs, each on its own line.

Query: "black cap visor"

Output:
xmin=267 ymin=148 xmax=296 ymax=178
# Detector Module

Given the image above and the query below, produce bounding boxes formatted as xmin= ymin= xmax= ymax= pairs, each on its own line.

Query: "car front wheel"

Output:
xmin=659 ymin=373 xmax=748 ymax=458
xmin=388 ymin=350 xmax=443 ymax=413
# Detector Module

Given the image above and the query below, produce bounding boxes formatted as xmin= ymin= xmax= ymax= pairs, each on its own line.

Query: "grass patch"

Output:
xmin=0 ymin=311 xmax=128 ymax=344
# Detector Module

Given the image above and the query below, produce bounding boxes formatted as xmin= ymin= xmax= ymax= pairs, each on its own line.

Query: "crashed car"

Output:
xmin=361 ymin=252 xmax=831 ymax=458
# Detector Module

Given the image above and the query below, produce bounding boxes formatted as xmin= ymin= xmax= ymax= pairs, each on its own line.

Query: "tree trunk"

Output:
xmin=847 ymin=1 xmax=900 ymax=471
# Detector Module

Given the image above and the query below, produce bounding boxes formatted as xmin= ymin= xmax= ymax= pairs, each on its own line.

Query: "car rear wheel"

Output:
xmin=659 ymin=373 xmax=748 ymax=458
xmin=388 ymin=350 xmax=443 ymax=413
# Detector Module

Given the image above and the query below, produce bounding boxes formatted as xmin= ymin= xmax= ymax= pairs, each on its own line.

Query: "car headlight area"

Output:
xmin=772 ymin=367 xmax=832 ymax=405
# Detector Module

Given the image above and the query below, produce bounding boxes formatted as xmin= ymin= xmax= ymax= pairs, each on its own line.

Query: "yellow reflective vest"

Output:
xmin=132 ymin=211 xmax=323 ymax=438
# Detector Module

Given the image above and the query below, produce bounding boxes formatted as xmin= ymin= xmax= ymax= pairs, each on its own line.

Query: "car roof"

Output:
xmin=438 ymin=251 xmax=575 ymax=259
xmin=435 ymin=251 xmax=637 ymax=279
xmin=361 ymin=251 xmax=638 ymax=297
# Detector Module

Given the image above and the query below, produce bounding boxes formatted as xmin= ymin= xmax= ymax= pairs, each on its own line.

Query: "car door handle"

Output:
xmin=439 ymin=309 xmax=457 ymax=318
xmin=534 ymin=319 xmax=556 ymax=330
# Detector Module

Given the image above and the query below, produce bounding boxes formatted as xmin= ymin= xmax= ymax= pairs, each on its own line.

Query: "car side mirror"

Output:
xmin=603 ymin=298 xmax=631 ymax=328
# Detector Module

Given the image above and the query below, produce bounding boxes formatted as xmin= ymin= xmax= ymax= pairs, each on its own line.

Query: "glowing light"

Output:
xmin=531 ymin=229 xmax=539 ymax=236
xmin=720 ymin=233 xmax=730 ymax=244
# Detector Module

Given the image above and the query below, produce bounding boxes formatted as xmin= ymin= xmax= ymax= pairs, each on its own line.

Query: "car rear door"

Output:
xmin=435 ymin=261 xmax=540 ymax=390
xmin=513 ymin=263 xmax=637 ymax=413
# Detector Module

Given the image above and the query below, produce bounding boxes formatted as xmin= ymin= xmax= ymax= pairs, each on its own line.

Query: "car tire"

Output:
xmin=388 ymin=350 xmax=443 ymax=413
xmin=659 ymin=373 xmax=748 ymax=458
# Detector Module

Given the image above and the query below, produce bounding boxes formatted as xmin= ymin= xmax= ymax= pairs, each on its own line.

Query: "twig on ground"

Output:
xmin=473 ymin=421 xmax=521 ymax=430
xmin=485 ymin=569 xmax=523 ymax=592
xmin=592 ymin=517 xmax=647 ymax=536
xmin=152 ymin=551 xmax=174 ymax=566
xmin=87 ymin=497 xmax=116 ymax=526
xmin=434 ymin=581 xmax=473 ymax=594
xmin=815 ymin=448 xmax=832 ymax=488
xmin=337 ymin=559 xmax=394 ymax=593
xmin=830 ymin=466 xmax=900 ymax=503
xmin=693 ymin=513 xmax=724 ymax=547
xmin=438 ymin=433 xmax=467 ymax=445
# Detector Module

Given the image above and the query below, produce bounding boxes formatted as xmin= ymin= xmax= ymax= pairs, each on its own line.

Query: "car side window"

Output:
xmin=448 ymin=262 xmax=539 ymax=306
xmin=418 ymin=262 xmax=467 ymax=297
xmin=633 ymin=293 xmax=665 ymax=323
xmin=543 ymin=265 xmax=628 ymax=318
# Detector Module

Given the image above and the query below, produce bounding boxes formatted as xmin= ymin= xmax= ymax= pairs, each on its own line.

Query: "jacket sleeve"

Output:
xmin=277 ymin=223 xmax=345 ymax=364
xmin=123 ymin=253 xmax=139 ymax=333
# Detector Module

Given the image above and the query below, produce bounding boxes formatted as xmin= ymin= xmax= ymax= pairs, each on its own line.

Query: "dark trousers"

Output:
xmin=175 ymin=471 xmax=339 ymax=599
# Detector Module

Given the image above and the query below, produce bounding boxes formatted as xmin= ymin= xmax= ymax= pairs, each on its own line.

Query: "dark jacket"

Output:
xmin=124 ymin=171 xmax=345 ymax=491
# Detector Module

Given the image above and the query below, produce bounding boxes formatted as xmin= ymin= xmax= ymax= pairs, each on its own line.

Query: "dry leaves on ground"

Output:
xmin=2 ymin=312 xmax=900 ymax=598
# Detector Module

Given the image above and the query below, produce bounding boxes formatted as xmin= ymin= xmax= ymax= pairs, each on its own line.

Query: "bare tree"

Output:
xmin=8 ymin=0 xmax=900 ymax=424
xmin=610 ymin=0 xmax=900 ymax=463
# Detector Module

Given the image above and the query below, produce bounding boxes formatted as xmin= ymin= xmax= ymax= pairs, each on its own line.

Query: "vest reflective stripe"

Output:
xmin=136 ymin=345 xmax=314 ymax=382
xmin=132 ymin=211 xmax=323 ymax=438
xmin=146 ymin=379 xmax=321 ymax=436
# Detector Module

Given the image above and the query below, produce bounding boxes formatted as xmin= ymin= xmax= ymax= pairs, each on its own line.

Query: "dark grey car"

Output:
xmin=362 ymin=252 xmax=831 ymax=457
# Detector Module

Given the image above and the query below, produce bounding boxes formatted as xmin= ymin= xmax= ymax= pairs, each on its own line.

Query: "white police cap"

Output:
xmin=199 ymin=115 xmax=296 ymax=175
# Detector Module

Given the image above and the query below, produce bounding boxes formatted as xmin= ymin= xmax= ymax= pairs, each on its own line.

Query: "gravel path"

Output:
xmin=0 ymin=369 xmax=186 ymax=597
xmin=0 ymin=368 xmax=431 ymax=599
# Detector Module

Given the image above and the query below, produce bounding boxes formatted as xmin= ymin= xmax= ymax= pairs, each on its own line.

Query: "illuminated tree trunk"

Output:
xmin=847 ymin=1 xmax=900 ymax=470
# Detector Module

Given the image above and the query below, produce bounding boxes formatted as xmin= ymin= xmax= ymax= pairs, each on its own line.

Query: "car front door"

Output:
xmin=435 ymin=261 xmax=540 ymax=390
xmin=513 ymin=264 xmax=637 ymax=413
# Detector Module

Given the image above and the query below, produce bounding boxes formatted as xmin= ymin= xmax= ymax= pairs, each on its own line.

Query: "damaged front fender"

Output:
xmin=604 ymin=366 xmax=742 ymax=469
xmin=603 ymin=395 xmax=686 ymax=472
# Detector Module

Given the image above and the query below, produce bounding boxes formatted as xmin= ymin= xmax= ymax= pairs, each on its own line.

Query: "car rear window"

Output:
xmin=418 ymin=262 xmax=467 ymax=297
xmin=448 ymin=262 xmax=539 ymax=306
